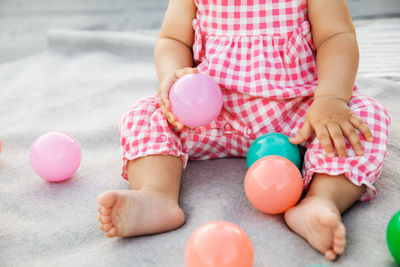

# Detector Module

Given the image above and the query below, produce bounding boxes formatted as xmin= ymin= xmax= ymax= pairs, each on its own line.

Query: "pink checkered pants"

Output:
xmin=119 ymin=88 xmax=390 ymax=201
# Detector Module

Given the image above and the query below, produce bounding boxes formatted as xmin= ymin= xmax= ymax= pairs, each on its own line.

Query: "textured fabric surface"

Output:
xmin=0 ymin=28 xmax=399 ymax=267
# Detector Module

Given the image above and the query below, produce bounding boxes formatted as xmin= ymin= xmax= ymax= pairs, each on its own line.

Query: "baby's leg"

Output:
xmin=97 ymin=155 xmax=185 ymax=237
xmin=282 ymin=93 xmax=389 ymax=260
xmin=284 ymin=173 xmax=365 ymax=260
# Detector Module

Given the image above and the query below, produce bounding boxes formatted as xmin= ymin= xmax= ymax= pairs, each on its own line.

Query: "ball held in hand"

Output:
xmin=169 ymin=73 xmax=223 ymax=128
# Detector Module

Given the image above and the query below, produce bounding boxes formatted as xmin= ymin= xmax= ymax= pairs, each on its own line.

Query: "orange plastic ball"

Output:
xmin=185 ymin=221 xmax=254 ymax=267
xmin=244 ymin=155 xmax=303 ymax=214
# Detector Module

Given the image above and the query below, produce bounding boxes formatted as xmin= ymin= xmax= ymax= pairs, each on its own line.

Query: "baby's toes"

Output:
xmin=334 ymin=222 xmax=346 ymax=239
xmin=333 ymin=237 xmax=346 ymax=254
xmin=99 ymin=222 xmax=112 ymax=232
xmin=324 ymin=249 xmax=337 ymax=261
xmin=101 ymin=222 xmax=114 ymax=232
xmin=98 ymin=205 xmax=112 ymax=216
xmin=333 ymin=223 xmax=346 ymax=255
xmin=105 ymin=227 xmax=118 ymax=237
xmin=98 ymin=190 xmax=119 ymax=209
xmin=99 ymin=223 xmax=106 ymax=232
xmin=98 ymin=214 xmax=111 ymax=224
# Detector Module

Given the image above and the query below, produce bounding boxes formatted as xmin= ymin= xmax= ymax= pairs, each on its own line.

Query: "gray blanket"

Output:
xmin=0 ymin=27 xmax=399 ymax=267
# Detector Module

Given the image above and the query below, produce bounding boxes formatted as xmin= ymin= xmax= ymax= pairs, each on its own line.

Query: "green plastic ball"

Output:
xmin=246 ymin=133 xmax=301 ymax=169
xmin=387 ymin=210 xmax=400 ymax=264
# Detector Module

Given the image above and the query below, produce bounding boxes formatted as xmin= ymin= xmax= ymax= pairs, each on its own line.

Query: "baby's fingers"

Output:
xmin=349 ymin=114 xmax=373 ymax=142
xmin=290 ymin=120 xmax=313 ymax=144
xmin=167 ymin=115 xmax=184 ymax=130
xmin=170 ymin=120 xmax=185 ymax=130
xmin=315 ymin=124 xmax=335 ymax=158
xmin=175 ymin=67 xmax=198 ymax=78
xmin=162 ymin=107 xmax=184 ymax=130
xmin=162 ymin=97 xmax=171 ymax=110
xmin=341 ymin=121 xmax=364 ymax=156
xmin=327 ymin=123 xmax=347 ymax=158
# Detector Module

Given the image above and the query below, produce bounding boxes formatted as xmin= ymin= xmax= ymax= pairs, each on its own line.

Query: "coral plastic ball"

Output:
xmin=30 ymin=132 xmax=81 ymax=182
xmin=387 ymin=210 xmax=400 ymax=264
xmin=246 ymin=133 xmax=301 ymax=169
xmin=244 ymin=155 xmax=303 ymax=214
xmin=185 ymin=221 xmax=254 ymax=267
xmin=169 ymin=73 xmax=222 ymax=128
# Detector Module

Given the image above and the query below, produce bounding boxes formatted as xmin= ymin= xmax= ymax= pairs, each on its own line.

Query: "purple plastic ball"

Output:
xmin=169 ymin=73 xmax=223 ymax=128
xmin=30 ymin=132 xmax=81 ymax=182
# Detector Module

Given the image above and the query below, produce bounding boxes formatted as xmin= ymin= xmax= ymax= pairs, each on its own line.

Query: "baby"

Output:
xmin=97 ymin=0 xmax=390 ymax=261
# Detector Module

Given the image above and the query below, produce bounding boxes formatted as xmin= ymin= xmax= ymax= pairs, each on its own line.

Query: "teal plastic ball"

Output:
xmin=387 ymin=210 xmax=400 ymax=264
xmin=246 ymin=133 xmax=301 ymax=169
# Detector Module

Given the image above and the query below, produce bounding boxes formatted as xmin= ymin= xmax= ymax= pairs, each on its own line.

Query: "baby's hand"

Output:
xmin=158 ymin=67 xmax=198 ymax=130
xmin=289 ymin=96 xmax=374 ymax=158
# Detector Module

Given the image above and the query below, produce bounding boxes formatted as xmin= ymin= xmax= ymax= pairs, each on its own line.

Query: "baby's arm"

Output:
xmin=308 ymin=0 xmax=358 ymax=102
xmin=290 ymin=0 xmax=373 ymax=157
xmin=155 ymin=0 xmax=197 ymax=129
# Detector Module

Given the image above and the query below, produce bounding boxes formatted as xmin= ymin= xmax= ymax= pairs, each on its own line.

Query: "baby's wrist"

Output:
xmin=313 ymin=95 xmax=349 ymax=103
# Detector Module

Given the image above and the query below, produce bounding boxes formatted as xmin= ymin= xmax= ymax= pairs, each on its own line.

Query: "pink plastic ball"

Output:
xmin=30 ymin=132 xmax=81 ymax=182
xmin=185 ymin=221 xmax=254 ymax=267
xmin=169 ymin=73 xmax=223 ymax=128
xmin=244 ymin=155 xmax=303 ymax=214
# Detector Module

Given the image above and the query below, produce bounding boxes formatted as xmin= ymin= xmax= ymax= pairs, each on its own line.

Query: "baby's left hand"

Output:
xmin=289 ymin=96 xmax=374 ymax=158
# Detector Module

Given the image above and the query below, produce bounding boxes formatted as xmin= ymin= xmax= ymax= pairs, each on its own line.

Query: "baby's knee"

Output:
xmin=120 ymin=94 xmax=159 ymax=124
xmin=119 ymin=94 xmax=164 ymax=135
xmin=351 ymin=94 xmax=390 ymax=132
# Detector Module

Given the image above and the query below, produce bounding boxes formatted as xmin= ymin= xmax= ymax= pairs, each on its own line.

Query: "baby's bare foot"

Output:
xmin=284 ymin=196 xmax=346 ymax=260
xmin=97 ymin=189 xmax=185 ymax=237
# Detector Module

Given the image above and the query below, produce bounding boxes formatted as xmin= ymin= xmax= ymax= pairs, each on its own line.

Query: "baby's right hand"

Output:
xmin=158 ymin=67 xmax=198 ymax=130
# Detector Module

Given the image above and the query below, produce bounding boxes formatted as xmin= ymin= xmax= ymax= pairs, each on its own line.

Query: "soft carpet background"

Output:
xmin=0 ymin=26 xmax=399 ymax=266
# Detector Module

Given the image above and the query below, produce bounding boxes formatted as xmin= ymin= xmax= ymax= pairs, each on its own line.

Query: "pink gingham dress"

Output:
xmin=119 ymin=0 xmax=390 ymax=201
